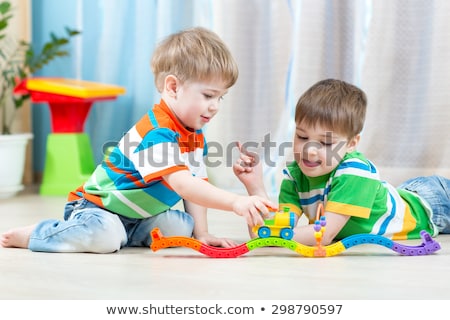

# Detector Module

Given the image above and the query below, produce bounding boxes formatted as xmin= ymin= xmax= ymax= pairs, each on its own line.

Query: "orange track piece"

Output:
xmin=150 ymin=228 xmax=202 ymax=251
xmin=150 ymin=228 xmax=250 ymax=258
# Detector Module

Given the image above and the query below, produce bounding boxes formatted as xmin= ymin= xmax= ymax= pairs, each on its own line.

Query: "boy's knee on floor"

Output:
xmin=157 ymin=222 xmax=193 ymax=238
xmin=160 ymin=219 xmax=194 ymax=238
xmin=87 ymin=214 xmax=127 ymax=253
xmin=175 ymin=223 xmax=194 ymax=237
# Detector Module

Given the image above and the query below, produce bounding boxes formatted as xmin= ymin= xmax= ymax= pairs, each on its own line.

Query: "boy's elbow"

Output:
xmin=169 ymin=180 xmax=190 ymax=198
xmin=163 ymin=171 xmax=194 ymax=195
xmin=321 ymin=233 xmax=337 ymax=246
xmin=320 ymin=237 xmax=333 ymax=246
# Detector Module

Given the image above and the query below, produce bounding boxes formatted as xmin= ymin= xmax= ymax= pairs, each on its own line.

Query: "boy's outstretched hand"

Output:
xmin=196 ymin=233 xmax=238 ymax=248
xmin=233 ymin=142 xmax=271 ymax=208
xmin=232 ymin=195 xmax=275 ymax=226
xmin=233 ymin=142 xmax=262 ymax=185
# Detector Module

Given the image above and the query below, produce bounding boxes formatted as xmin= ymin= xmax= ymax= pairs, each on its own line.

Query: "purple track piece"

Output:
xmin=391 ymin=231 xmax=441 ymax=256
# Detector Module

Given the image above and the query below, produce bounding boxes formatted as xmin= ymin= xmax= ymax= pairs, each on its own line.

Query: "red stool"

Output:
xmin=15 ymin=78 xmax=126 ymax=195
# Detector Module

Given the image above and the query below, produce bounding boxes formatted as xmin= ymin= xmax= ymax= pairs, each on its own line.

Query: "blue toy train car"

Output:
xmin=253 ymin=208 xmax=297 ymax=240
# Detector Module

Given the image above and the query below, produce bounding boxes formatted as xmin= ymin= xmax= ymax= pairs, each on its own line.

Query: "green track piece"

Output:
xmin=246 ymin=237 xmax=298 ymax=252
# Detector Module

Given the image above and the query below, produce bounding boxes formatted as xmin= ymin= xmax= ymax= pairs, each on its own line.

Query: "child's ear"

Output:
xmin=347 ymin=134 xmax=360 ymax=152
xmin=164 ymin=75 xmax=178 ymax=98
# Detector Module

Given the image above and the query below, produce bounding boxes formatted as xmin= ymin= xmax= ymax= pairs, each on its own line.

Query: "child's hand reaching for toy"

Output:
xmin=232 ymin=194 xmax=275 ymax=225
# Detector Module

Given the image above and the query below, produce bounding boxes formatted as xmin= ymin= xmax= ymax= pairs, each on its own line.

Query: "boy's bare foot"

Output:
xmin=0 ymin=225 xmax=36 ymax=249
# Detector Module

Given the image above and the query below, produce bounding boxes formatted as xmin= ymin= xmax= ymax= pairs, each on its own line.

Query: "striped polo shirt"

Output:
xmin=279 ymin=151 xmax=437 ymax=240
xmin=69 ymin=99 xmax=208 ymax=219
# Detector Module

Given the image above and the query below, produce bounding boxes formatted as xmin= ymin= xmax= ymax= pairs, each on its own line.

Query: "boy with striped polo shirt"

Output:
xmin=1 ymin=27 xmax=275 ymax=253
xmin=234 ymin=79 xmax=449 ymax=245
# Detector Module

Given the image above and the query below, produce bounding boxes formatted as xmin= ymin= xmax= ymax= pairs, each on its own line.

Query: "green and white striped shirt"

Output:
xmin=279 ymin=151 xmax=437 ymax=240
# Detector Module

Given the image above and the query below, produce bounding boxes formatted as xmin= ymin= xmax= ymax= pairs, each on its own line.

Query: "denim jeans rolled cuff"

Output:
xmin=398 ymin=175 xmax=450 ymax=234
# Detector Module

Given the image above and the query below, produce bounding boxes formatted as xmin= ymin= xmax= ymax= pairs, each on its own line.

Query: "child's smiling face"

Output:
xmin=293 ymin=122 xmax=359 ymax=177
xmin=169 ymin=78 xmax=228 ymax=131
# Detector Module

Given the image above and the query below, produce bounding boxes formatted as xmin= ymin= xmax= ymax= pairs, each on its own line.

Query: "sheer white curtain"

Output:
xmin=358 ymin=0 xmax=450 ymax=185
xmin=206 ymin=0 xmax=450 ymax=199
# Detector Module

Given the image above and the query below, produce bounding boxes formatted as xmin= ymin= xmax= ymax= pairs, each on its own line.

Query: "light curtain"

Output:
xmin=208 ymin=0 xmax=450 ymax=197
xmin=32 ymin=0 xmax=450 ymax=198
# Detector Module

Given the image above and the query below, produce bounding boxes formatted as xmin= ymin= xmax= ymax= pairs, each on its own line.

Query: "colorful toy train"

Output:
xmin=253 ymin=207 xmax=296 ymax=240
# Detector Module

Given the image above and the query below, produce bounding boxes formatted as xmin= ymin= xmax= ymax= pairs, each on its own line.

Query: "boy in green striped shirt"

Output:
xmin=234 ymin=79 xmax=449 ymax=246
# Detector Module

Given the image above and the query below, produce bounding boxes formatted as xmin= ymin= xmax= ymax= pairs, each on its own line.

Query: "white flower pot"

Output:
xmin=0 ymin=133 xmax=33 ymax=199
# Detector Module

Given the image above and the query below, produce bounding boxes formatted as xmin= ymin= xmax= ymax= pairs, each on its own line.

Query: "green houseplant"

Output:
xmin=0 ymin=0 xmax=80 ymax=198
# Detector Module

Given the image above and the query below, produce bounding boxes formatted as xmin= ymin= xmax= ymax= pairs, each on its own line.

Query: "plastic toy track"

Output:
xmin=150 ymin=228 xmax=441 ymax=258
xmin=341 ymin=230 xmax=441 ymax=256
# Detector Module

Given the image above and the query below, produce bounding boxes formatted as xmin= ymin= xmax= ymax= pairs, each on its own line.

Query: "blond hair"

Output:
xmin=295 ymin=79 xmax=367 ymax=139
xmin=151 ymin=27 xmax=239 ymax=92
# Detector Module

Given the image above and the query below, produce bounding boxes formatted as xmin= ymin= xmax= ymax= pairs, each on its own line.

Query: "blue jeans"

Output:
xmin=28 ymin=199 xmax=194 ymax=253
xmin=397 ymin=175 xmax=450 ymax=233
